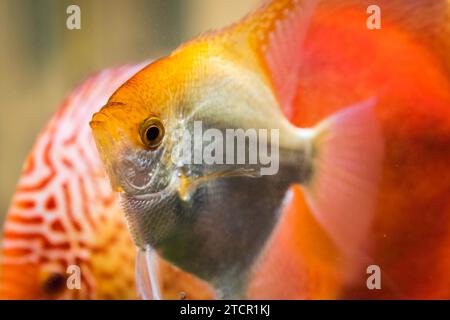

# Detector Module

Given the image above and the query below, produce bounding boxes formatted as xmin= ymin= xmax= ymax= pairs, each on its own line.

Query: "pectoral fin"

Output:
xmin=135 ymin=245 xmax=162 ymax=300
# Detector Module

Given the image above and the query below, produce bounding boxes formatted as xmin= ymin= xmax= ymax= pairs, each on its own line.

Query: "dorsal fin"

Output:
xmin=245 ymin=0 xmax=319 ymax=117
xmin=184 ymin=0 xmax=450 ymax=117
xmin=176 ymin=0 xmax=319 ymax=119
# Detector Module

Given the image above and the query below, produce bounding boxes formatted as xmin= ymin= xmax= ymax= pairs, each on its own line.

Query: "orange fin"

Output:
xmin=183 ymin=0 xmax=319 ymax=118
xmin=257 ymin=0 xmax=319 ymax=117
xmin=302 ymin=97 xmax=384 ymax=265
xmin=236 ymin=0 xmax=320 ymax=117
xmin=247 ymin=186 xmax=342 ymax=299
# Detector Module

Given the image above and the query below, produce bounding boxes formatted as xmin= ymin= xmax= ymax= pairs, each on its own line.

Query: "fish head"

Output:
xmin=0 ymin=255 xmax=67 ymax=299
xmin=90 ymin=54 xmax=198 ymax=250
xmin=90 ymin=43 xmax=279 ymax=253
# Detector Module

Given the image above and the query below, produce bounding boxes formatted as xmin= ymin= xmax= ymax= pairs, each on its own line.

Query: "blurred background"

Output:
xmin=0 ymin=0 xmax=261 ymax=223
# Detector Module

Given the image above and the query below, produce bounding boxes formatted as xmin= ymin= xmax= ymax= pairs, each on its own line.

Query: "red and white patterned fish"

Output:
xmin=0 ymin=64 xmax=145 ymax=299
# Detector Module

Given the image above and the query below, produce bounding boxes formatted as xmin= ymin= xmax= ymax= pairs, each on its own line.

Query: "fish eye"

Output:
xmin=42 ymin=272 xmax=66 ymax=296
xmin=139 ymin=117 xmax=165 ymax=149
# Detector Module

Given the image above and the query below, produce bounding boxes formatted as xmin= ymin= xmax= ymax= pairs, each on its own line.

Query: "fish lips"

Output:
xmin=119 ymin=174 xmax=183 ymax=249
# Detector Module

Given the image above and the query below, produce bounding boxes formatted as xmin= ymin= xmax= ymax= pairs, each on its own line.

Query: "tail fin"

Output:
xmin=302 ymin=98 xmax=384 ymax=280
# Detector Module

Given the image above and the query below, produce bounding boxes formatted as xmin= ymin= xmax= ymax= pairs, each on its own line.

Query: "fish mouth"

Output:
xmin=126 ymin=173 xmax=179 ymax=202
xmin=101 ymin=137 xmax=173 ymax=194
xmin=127 ymin=167 xmax=260 ymax=201
xmin=119 ymin=173 xmax=182 ymax=249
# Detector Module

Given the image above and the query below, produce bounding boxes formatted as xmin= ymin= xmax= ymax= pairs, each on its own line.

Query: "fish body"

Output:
xmin=90 ymin=0 xmax=378 ymax=299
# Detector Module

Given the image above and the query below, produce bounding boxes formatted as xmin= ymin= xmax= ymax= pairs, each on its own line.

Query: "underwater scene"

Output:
xmin=1 ymin=0 xmax=450 ymax=302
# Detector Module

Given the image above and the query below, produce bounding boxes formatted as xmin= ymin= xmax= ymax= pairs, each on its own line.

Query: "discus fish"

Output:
xmin=92 ymin=0 xmax=450 ymax=299
xmin=0 ymin=64 xmax=213 ymax=300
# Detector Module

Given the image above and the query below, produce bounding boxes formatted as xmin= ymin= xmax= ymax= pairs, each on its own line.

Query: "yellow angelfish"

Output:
xmin=91 ymin=0 xmax=450 ymax=299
